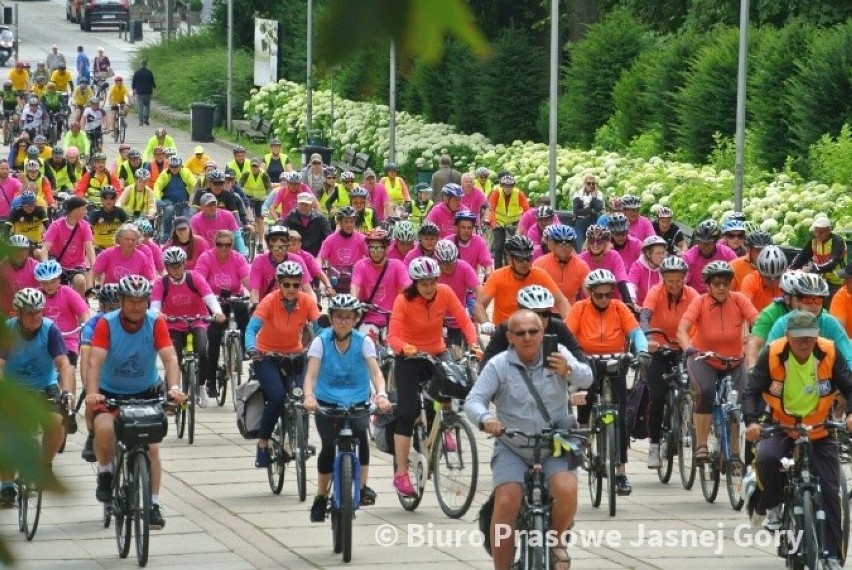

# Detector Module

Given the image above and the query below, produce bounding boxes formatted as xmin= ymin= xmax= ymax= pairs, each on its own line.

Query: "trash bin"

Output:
xmin=190 ymin=103 xmax=215 ymax=142
xmin=307 ymin=129 xmax=326 ymax=146
xmin=302 ymin=145 xmax=333 ymax=167
xmin=130 ymin=19 xmax=143 ymax=42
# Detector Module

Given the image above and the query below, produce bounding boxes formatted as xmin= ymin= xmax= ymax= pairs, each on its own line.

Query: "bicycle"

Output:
xmin=102 ymin=396 xmax=169 ymax=567
xmin=214 ymin=293 xmax=249 ymax=408
xmin=111 ymin=103 xmax=127 ymax=143
xmin=86 ymin=127 xmax=103 ymax=155
xmin=395 ymin=352 xmax=479 ymax=519
xmin=644 ymin=329 xmax=696 ymax=488
xmin=324 ymin=264 xmax=354 ymax=295
xmin=694 ymin=352 xmax=744 ymax=510
xmin=586 ymin=353 xmax=633 ymax=517
xmin=499 ymin=427 xmax=590 ymax=570
xmin=93 ymin=75 xmax=109 ymax=104
xmin=242 ymin=225 xmax=257 ymax=262
xmin=761 ymin=421 xmax=851 ymax=569
xmin=489 ymin=222 xmax=518 ymax=269
xmin=47 ymin=107 xmax=67 ymax=146
xmin=253 ymin=351 xmax=313 ymax=499
xmin=164 ymin=315 xmax=213 ymax=445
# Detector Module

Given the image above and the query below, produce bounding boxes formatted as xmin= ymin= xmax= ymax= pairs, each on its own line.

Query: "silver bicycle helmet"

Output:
xmin=701 ymin=260 xmax=734 ymax=283
xmin=162 ymin=246 xmax=187 ymax=265
xmin=659 ymin=256 xmax=688 ymax=274
xmin=349 ymin=186 xmax=368 ymax=199
xmin=393 ymin=221 xmax=416 ymax=242
xmin=9 ymin=234 xmax=30 ymax=249
xmin=756 ymin=245 xmax=788 ymax=279
xmin=794 ymin=273 xmax=829 ymax=298
xmin=275 ymin=261 xmax=304 ymax=279
xmin=621 ymin=195 xmax=641 ymax=209
xmin=328 ymin=294 xmax=361 ymax=315
xmin=408 ymin=257 xmax=440 ymax=280
xmin=517 ymin=285 xmax=554 ymax=310
xmin=13 ymin=288 xmax=45 ymax=311
xmin=434 ymin=239 xmax=459 ymax=263
xmin=642 ymin=235 xmax=668 ymax=251
xmin=584 ymin=269 xmax=617 ymax=289
xmin=780 ymin=270 xmax=803 ymax=295
xmin=99 ymin=283 xmax=121 ymax=304
xmin=118 ymin=274 xmax=152 ymax=297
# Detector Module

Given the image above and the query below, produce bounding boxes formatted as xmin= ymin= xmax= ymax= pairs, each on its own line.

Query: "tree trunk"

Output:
xmin=566 ymin=0 xmax=600 ymax=43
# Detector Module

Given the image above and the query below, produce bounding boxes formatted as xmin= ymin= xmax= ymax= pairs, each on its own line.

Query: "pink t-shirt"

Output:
xmin=190 ymin=209 xmax=239 ymax=246
xmin=628 ymin=216 xmax=656 ymax=242
xmin=613 ymin=236 xmax=643 ymax=271
xmin=292 ymin=249 xmax=323 ymax=279
xmin=152 ymin=270 xmax=214 ymax=332
xmin=627 ymin=257 xmax=661 ymax=306
xmin=165 ymin=236 xmax=210 ymax=271
xmin=272 ymin=183 xmax=312 ymax=219
xmin=403 ymin=245 xmax=436 ymax=266
xmin=682 ymin=244 xmax=737 ymax=294
xmin=439 ymin=259 xmax=479 ymax=328
xmin=5 ymin=258 xmax=39 ymax=294
xmin=92 ymin=246 xmax=155 ymax=284
xmin=43 ymin=284 xmax=88 ymax=353
xmin=318 ymin=231 xmax=368 ymax=266
xmin=44 ymin=218 xmax=93 ymax=270
xmin=579 ymin=249 xmax=629 ymax=300
xmin=532 ymin=244 xmax=544 ymax=262
xmin=387 ymin=241 xmax=412 ymax=262
xmin=460 ymin=189 xmax=487 ymax=224
xmin=142 ymin=240 xmax=164 ymax=273
xmin=365 ymin=183 xmax=389 ymax=222
xmin=0 ymin=176 xmax=22 ymax=218
xmin=518 ymin=209 xmax=559 ymax=237
xmin=425 ymin=203 xmax=458 ymax=237
xmin=454 ymin=234 xmax=492 ymax=271
xmin=352 ymin=258 xmax=410 ymax=326
xmin=195 ymin=249 xmax=250 ymax=295
xmin=249 ymin=252 xmax=310 ymax=297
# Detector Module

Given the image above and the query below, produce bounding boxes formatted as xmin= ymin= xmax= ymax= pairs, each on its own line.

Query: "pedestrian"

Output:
xmin=75 ymin=46 xmax=90 ymax=83
xmin=131 ymin=59 xmax=155 ymax=126
xmin=429 ymin=154 xmax=461 ymax=193
xmin=92 ymin=47 xmax=112 ymax=80
xmin=45 ymin=45 xmax=66 ymax=74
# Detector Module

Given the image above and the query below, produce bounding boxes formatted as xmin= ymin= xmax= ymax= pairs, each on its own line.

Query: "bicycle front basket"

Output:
xmin=425 ymin=359 xmax=472 ymax=402
xmin=115 ymin=404 xmax=167 ymax=446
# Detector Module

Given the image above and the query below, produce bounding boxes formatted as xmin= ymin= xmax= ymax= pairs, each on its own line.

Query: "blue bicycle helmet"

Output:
xmin=454 ymin=210 xmax=477 ymax=224
xmin=441 ymin=183 xmax=463 ymax=199
xmin=545 ymin=224 xmax=576 ymax=243
xmin=34 ymin=259 xmax=62 ymax=281
xmin=721 ymin=219 xmax=746 ymax=234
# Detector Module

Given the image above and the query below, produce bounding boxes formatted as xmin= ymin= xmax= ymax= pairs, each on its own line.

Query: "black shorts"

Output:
xmin=60 ymin=267 xmax=86 ymax=285
xmin=67 ymin=351 xmax=78 ymax=367
xmin=249 ymin=198 xmax=264 ymax=217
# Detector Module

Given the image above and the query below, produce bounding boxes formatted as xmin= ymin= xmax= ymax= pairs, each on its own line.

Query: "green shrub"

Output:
xmin=626 ymin=129 xmax=664 ymax=160
xmin=808 ymin=124 xmax=852 ymax=185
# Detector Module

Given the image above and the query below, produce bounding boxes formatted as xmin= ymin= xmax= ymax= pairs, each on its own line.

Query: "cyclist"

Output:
xmin=75 ymin=151 xmax=121 ymax=207
xmin=6 ymin=191 xmax=48 ymax=249
xmin=426 ymin=183 xmax=463 ymax=237
xmin=116 ymin=148 xmax=143 ymax=188
xmin=742 ymin=310 xmax=852 ymax=570
xmin=597 ymin=196 xmax=623 ymax=229
xmin=184 ymin=145 xmax=211 ymax=178
xmin=459 ymin=173 xmax=487 ymax=227
xmin=136 ymin=219 xmax=164 ymax=275
xmin=316 ymin=166 xmax=342 ymax=217
xmin=301 ymin=153 xmax=325 ymax=194
xmin=85 ymin=274 xmax=186 ymax=529
xmin=351 ymin=228 xmax=408 ymax=332
xmin=250 ymin=224 xmax=312 ymax=305
xmin=146 ymin=146 xmax=167 ymax=189
xmin=65 ymin=146 xmax=85 ymax=180
xmin=0 ymin=80 xmax=18 ymax=142
xmin=223 ymin=145 xmax=248 ymax=181
xmin=245 ymin=261 xmax=319 ymax=467
xmin=533 ymin=224 xmax=589 ymax=304
xmin=830 ymin=265 xmax=852 ymax=339
xmin=80 ymin=98 xmax=106 ymax=152
xmin=152 ymin=247 xmax=225 ymax=408
xmin=154 ymin=155 xmax=195 ymax=242
xmin=652 ymin=207 xmax=686 ymax=256
xmin=475 ymin=235 xmax=569 ymax=329
xmin=240 ymin=157 xmax=272 ymax=238
xmin=2 ymin=234 xmax=39 ymax=300
xmin=0 ymin=159 xmax=21 ymax=217
xmin=88 ymin=186 xmax=128 ymax=252
xmin=578 ymin=225 xmax=635 ymax=305
xmin=732 ymin=230 xmax=772 ymax=290
xmin=88 ymin=223 xmax=155 ymax=286
xmin=63 ymin=122 xmax=90 ymax=159
xmin=404 ymin=182 xmax=433 ymax=229
xmin=190 ymin=193 xmax=245 ymax=255
xmin=261 ymin=138 xmax=291 ymax=183
xmin=42 ymin=82 xmax=64 ymax=129
xmin=639 ymin=256 xmax=698 ymax=468
xmin=44 ymin=147 xmax=77 ymax=193
xmin=288 ymin=229 xmax=333 ymax=293
xmin=317 ymin=208 xmax=368 ymax=285
xmin=7 ymin=137 xmax=30 ymax=171
xmin=572 ymin=174 xmax=604 ymax=250
xmin=265 ymin=172 xmax=317 ymax=224
xmin=325 ymin=168 xmax=355 ymax=215
xmin=388 ymin=256 xmax=480 ymax=496
xmin=41 ymin=195 xmax=95 ymax=296
xmin=165 ymin=216 xmax=209 ymax=270
xmin=70 ymin=78 xmax=94 ymax=124
xmin=401 ymin=220 xmax=439 ymax=264
xmin=451 ymin=209 xmax=492 ymax=278
xmin=745 ymin=271 xmax=803 ymax=368
xmin=103 ymin=76 xmax=129 ymax=135
xmin=191 ymin=170 xmax=248 ymax=226
xmin=361 ymin=168 xmax=390 ymax=222
xmin=387 ymin=220 xmax=416 ymax=262
xmin=380 ymin=162 xmax=409 ymax=211
xmin=304 ymin=294 xmax=392 ymax=520
xmin=621 ymin=194 xmax=655 ymax=241
xmin=739 ymin=245 xmax=787 ymax=311
xmin=117 ymin=167 xmax=156 ymax=221
xmin=719 ymin=218 xmax=748 ymax=257
xmin=0 ymin=288 xmax=75 ymax=503
xmin=466 ymin=308 xmax=592 ymax=570
xmin=32 ymin=134 xmax=52 ymax=162
xmin=141 ymin=128 xmax=176 ymax=162
xmin=676 ymin=260 xmax=758 ymax=466
xmin=49 ymin=62 xmax=73 ymax=95
xmin=282 ymin=190 xmax=332 ymax=257
xmin=790 ymin=214 xmax=847 ymax=299
xmin=627 ymin=235 xmax=669 ymax=306
xmin=487 ymin=174 xmax=529 ymax=269
xmin=568 ymin=269 xmax=650 ymax=494
xmin=608 ymin=213 xmax=642 ymax=270
xmin=20 ymin=97 xmax=46 ymax=141
xmin=34 ymin=258 xmax=89 ymax=375
xmin=434 ymin=239 xmax=481 ymax=348
xmin=682 ymin=220 xmax=737 ymax=295
xmin=20 ymin=158 xmax=55 ymax=209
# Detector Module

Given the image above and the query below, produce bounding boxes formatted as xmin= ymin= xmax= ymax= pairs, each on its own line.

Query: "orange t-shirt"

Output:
xmin=254 ymin=290 xmax=319 ymax=353
xmin=567 ymin=298 xmax=639 ymax=355
xmin=730 ymin=256 xmax=754 ymax=291
xmin=643 ymin=283 xmax=699 ymax=344
xmin=680 ymin=292 xmax=759 ymax=367
xmin=739 ymin=272 xmax=781 ymax=312
xmin=482 ymin=266 xmax=563 ymax=325
xmin=388 ymin=284 xmax=477 ymax=355
xmin=532 ymin=253 xmax=590 ymax=303
xmin=830 ymin=286 xmax=852 ymax=339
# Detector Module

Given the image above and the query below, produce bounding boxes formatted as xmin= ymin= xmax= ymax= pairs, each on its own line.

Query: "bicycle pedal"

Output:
xmin=306 ymin=445 xmax=317 ymax=457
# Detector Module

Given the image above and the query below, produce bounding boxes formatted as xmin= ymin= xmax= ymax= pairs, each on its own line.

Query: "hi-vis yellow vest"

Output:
xmin=495 ymin=189 xmax=522 ymax=226
xmin=383 ymin=176 xmax=406 ymax=204
xmin=85 ymin=172 xmax=112 ymax=206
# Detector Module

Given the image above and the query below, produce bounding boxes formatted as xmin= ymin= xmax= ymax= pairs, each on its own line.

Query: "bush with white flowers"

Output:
xmin=245 ymin=81 xmax=851 ymax=247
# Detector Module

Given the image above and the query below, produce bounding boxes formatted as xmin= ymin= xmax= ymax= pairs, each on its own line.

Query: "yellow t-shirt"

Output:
xmin=50 ymin=69 xmax=73 ymax=92
xmin=72 ymin=86 xmax=95 ymax=107
xmin=32 ymin=84 xmax=47 ymax=98
xmin=7 ymin=68 xmax=29 ymax=91
xmin=783 ymin=355 xmax=819 ymax=417
xmin=107 ymin=84 xmax=129 ymax=105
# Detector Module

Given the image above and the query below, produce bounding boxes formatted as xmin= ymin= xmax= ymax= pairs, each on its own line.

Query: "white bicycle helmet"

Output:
xmin=393 ymin=221 xmax=416 ymax=242
xmin=701 ymin=260 xmax=734 ymax=283
xmin=162 ymin=246 xmax=187 ymax=265
xmin=659 ymin=256 xmax=688 ymax=274
xmin=517 ymin=285 xmax=554 ymax=311
xmin=408 ymin=257 xmax=440 ymax=280
xmin=118 ymin=274 xmax=152 ymax=297
xmin=99 ymin=283 xmax=121 ymax=304
xmin=641 ymin=235 xmax=668 ymax=251
xmin=794 ymin=273 xmax=829 ymax=298
xmin=340 ymin=171 xmax=356 ymax=182
xmin=780 ymin=270 xmax=803 ymax=295
xmin=656 ymin=207 xmax=674 ymax=219
xmin=756 ymin=245 xmax=788 ymax=279
xmin=328 ymin=294 xmax=360 ymax=315
xmin=13 ymin=288 xmax=45 ymax=311
xmin=34 ymin=259 xmax=62 ymax=281
xmin=135 ymin=168 xmax=151 ymax=180
xmin=9 ymin=234 xmax=30 ymax=248
xmin=584 ymin=269 xmax=617 ymax=289
xmin=168 ymin=156 xmax=182 ymax=168
xmin=434 ymin=240 xmax=459 ymax=263
xmin=275 ymin=261 xmax=304 ymax=279
xmin=349 ymin=186 xmax=368 ymax=199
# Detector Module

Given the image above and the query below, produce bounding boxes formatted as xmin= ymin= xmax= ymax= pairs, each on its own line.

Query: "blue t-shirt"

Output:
xmin=99 ymin=309 xmax=160 ymax=394
xmin=767 ymin=310 xmax=852 ymax=369
xmin=76 ymin=53 xmax=90 ymax=80
xmin=1 ymin=317 xmax=66 ymax=389
xmin=313 ymin=328 xmax=371 ymax=407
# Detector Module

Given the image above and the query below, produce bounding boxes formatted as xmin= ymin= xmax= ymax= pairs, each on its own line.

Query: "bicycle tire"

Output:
xmin=228 ymin=336 xmax=243 ymax=409
xmin=115 ymin=459 xmax=132 ymax=559
xmin=16 ymin=479 xmax=25 ymax=532
xmin=801 ymin=489 xmax=819 ymax=570
xmin=267 ymin=418 xmax=286 ymax=494
xmin=331 ymin=507 xmax=342 ymax=553
xmin=58 ymin=421 xmax=68 ymax=454
xmin=699 ymin=423 xmax=720 ymax=503
xmin=119 ymin=119 xmax=126 ymax=144
xmin=340 ymin=453 xmax=354 ymax=563
xmin=725 ymin=416 xmax=744 ymax=511
xmin=397 ymin=423 xmax=425 ymax=511
xmin=678 ymin=395 xmax=697 ymax=490
xmin=289 ymin=407 xmax=307 ymax=502
xmin=18 ymin=479 xmax=42 ymax=541
xmin=530 ymin=511 xmax=549 ymax=570
xmin=215 ymin=364 xmax=227 ymax=407
xmin=587 ymin=410 xmax=603 ymax=508
xmin=111 ymin=121 xmax=118 ymax=142
xmin=188 ymin=359 xmax=197 ymax=445
xmin=606 ymin=422 xmax=618 ymax=517
xmin=133 ymin=454 xmax=152 ymax=567
xmin=432 ymin=417 xmax=478 ymax=519
xmin=657 ymin=394 xmax=674 ymax=484
xmin=176 ymin=364 xmax=189 ymax=439
xmin=841 ymin=470 xmax=850 ymax=565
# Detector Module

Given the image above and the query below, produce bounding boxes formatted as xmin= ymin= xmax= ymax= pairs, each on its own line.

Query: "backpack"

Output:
xmin=162 ymin=272 xmax=199 ymax=298
xmin=234 ymin=379 xmax=265 ymax=439
xmin=625 ymin=373 xmax=651 ymax=441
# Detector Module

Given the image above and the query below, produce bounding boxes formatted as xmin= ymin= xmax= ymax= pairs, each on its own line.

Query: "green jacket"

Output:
xmin=153 ymin=167 xmax=197 ymax=200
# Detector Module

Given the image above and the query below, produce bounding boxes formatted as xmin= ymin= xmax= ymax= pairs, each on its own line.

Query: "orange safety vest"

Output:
xmin=812 ymin=237 xmax=846 ymax=286
xmin=763 ymin=337 xmax=838 ymax=440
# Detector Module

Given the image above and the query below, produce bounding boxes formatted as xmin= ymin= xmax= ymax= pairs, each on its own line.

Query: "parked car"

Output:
xmin=67 ymin=0 xmax=129 ymax=31
xmin=0 ymin=26 xmax=14 ymax=67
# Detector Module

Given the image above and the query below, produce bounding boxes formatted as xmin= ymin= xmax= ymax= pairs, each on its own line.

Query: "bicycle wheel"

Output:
xmin=132 ymin=454 xmax=152 ymax=567
xmin=289 ymin=407 xmax=307 ymax=502
xmin=111 ymin=120 xmax=118 ymax=142
xmin=175 ymin=365 xmax=189 ymax=439
xmin=215 ymin=364 xmax=227 ymax=407
xmin=587 ymin=411 xmax=603 ymax=508
xmin=331 ymin=506 xmax=342 ymax=553
xmin=657 ymin=396 xmax=674 ymax=484
xmin=699 ymin=424 xmax=720 ymax=503
xmin=267 ymin=417 xmax=286 ymax=494
xmin=725 ymin=417 xmax=744 ymax=511
xmin=16 ymin=479 xmax=25 ymax=532
xmin=530 ymin=511 xmax=549 ymax=570
xmin=432 ymin=416 xmax=479 ymax=519
xmin=397 ymin=423 xmax=425 ymax=511
xmin=114 ymin=460 xmax=132 ymax=559
xmin=228 ymin=336 xmax=243 ymax=409
xmin=841 ymin=470 xmax=850 ymax=565
xmin=17 ymin=479 xmax=41 ymax=541
xmin=340 ymin=453 xmax=355 ymax=563
xmin=800 ymin=490 xmax=819 ymax=570
xmin=678 ymin=395 xmax=697 ymax=490
xmin=118 ymin=118 xmax=126 ymax=144
xmin=187 ymin=359 xmax=198 ymax=445
xmin=606 ymin=422 xmax=618 ymax=517
xmin=58 ymin=419 xmax=68 ymax=454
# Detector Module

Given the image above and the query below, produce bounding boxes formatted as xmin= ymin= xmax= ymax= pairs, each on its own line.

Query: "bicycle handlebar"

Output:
xmin=760 ymin=421 xmax=847 ymax=439
xmin=694 ymin=352 xmax=742 ymax=368
xmin=164 ymin=315 xmax=215 ymax=324
xmin=252 ymin=350 xmax=305 ymax=362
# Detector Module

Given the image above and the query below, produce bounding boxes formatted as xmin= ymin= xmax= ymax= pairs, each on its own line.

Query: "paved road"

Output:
xmin=0 ymin=3 xmax=786 ymax=568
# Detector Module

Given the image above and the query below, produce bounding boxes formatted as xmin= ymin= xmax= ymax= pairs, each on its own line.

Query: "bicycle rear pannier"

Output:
xmin=115 ymin=404 xmax=167 ymax=446
xmin=235 ymin=379 xmax=265 ymax=439
xmin=425 ymin=359 xmax=472 ymax=403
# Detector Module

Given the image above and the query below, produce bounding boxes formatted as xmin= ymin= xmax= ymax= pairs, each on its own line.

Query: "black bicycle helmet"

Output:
xmin=504 ymin=235 xmax=534 ymax=258
xmin=607 ymin=213 xmax=629 ymax=233
xmin=418 ymin=221 xmax=440 ymax=236
xmin=745 ymin=230 xmax=773 ymax=248
xmin=693 ymin=220 xmax=720 ymax=242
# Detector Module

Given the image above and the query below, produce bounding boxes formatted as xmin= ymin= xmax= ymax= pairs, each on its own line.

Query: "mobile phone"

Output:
xmin=542 ymin=334 xmax=558 ymax=364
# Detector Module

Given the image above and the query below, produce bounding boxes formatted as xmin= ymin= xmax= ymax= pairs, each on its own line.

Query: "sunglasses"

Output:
xmin=799 ymin=296 xmax=824 ymax=305
xmin=511 ymin=328 xmax=541 ymax=337
xmin=727 ymin=233 xmax=746 ymax=239
xmin=592 ymin=292 xmax=614 ymax=300
xmin=585 ymin=182 xmax=596 ymax=186
xmin=511 ymin=255 xmax=532 ymax=262
xmin=215 ymin=242 xmax=233 ymax=248
xmin=551 ymin=240 xmax=573 ymax=246
xmin=588 ymin=238 xmax=607 ymax=245
xmin=278 ymin=281 xmax=300 ymax=289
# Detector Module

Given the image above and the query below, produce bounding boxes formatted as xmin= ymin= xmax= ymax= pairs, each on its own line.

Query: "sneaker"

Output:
xmin=0 ymin=486 xmax=16 ymax=508
xmin=647 ymin=444 xmax=661 ymax=469
xmin=615 ymin=474 xmax=632 ymax=496
xmin=310 ymin=495 xmax=328 ymax=522
xmin=149 ymin=504 xmax=165 ymax=530
xmin=763 ymin=506 xmax=782 ymax=531
xmin=82 ymin=433 xmax=96 ymax=463
xmin=824 ymin=558 xmax=843 ymax=570
xmin=206 ymin=382 xmax=218 ymax=398
xmin=255 ymin=445 xmax=271 ymax=468
xmin=443 ymin=432 xmax=457 ymax=453
xmin=96 ymin=472 xmax=113 ymax=503
xmin=197 ymin=390 xmax=209 ymax=408
xmin=360 ymin=486 xmax=377 ymax=506
xmin=393 ymin=473 xmax=417 ymax=497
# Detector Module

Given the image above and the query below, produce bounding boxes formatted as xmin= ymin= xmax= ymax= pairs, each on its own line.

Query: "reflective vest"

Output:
xmin=355 ymin=208 xmax=375 ymax=233
xmin=124 ymin=187 xmax=151 ymax=216
xmin=240 ymin=170 xmax=269 ymax=200
xmin=50 ymin=160 xmax=73 ymax=191
xmin=21 ymin=174 xmax=48 ymax=208
xmin=382 ymin=176 xmax=407 ymax=205
xmin=494 ymin=188 xmax=523 ymax=226
xmin=118 ymin=162 xmax=136 ymax=187
xmin=763 ymin=337 xmax=838 ymax=440
xmin=227 ymin=159 xmax=250 ymax=181
xmin=85 ymin=172 xmax=113 ymax=206
xmin=147 ymin=160 xmax=165 ymax=190
xmin=478 ymin=178 xmax=492 ymax=196
xmin=409 ymin=200 xmax=433 ymax=229
xmin=812 ymin=237 xmax=846 ymax=286
xmin=263 ymin=152 xmax=289 ymax=182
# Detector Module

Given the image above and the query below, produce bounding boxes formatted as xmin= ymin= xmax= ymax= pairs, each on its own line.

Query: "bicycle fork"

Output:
xmin=332 ymin=447 xmax=361 ymax=511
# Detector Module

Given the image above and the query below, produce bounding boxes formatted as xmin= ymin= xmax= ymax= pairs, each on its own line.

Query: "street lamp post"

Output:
xmin=548 ymin=0 xmax=558 ymax=208
xmin=226 ymin=0 xmax=232 ymax=130
xmin=733 ymin=0 xmax=750 ymax=211
xmin=388 ymin=39 xmax=396 ymax=164
xmin=306 ymin=0 xmax=313 ymax=136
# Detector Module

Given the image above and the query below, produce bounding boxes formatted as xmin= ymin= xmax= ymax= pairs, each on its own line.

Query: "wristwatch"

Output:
xmin=376 ymin=392 xmax=388 ymax=398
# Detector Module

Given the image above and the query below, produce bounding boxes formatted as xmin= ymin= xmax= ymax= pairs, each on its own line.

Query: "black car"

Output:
xmin=76 ymin=0 xmax=129 ymax=32
xmin=0 ymin=27 xmax=14 ymax=67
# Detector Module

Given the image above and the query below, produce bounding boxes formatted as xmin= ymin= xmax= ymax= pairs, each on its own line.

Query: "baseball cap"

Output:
xmin=250 ymin=158 xmax=261 ymax=167
xmin=200 ymin=193 xmax=217 ymax=206
xmin=811 ymin=215 xmax=832 ymax=230
xmin=786 ymin=311 xmax=820 ymax=338
xmin=310 ymin=153 xmax=322 ymax=163
xmin=173 ymin=216 xmax=190 ymax=229
xmin=194 ymin=145 xmax=204 ymax=154
xmin=297 ymin=192 xmax=314 ymax=205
